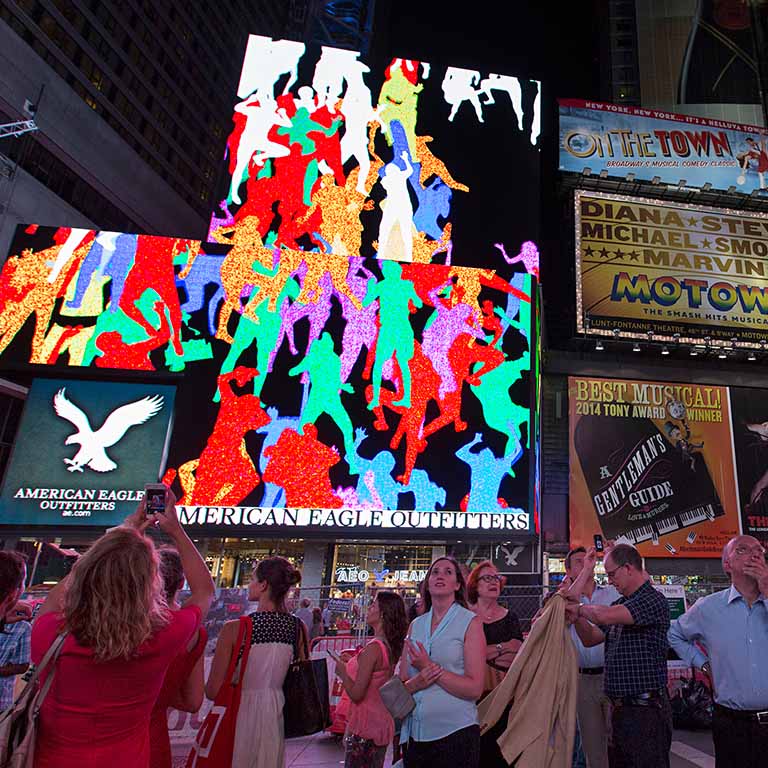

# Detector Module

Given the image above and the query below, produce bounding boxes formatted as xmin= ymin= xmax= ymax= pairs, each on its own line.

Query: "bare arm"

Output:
xmin=154 ymin=491 xmax=215 ymax=619
xmin=572 ymin=616 xmax=606 ymax=648
xmin=169 ymin=652 xmax=205 ymax=712
xmin=336 ymin=642 xmax=381 ymax=703
xmin=205 ymin=621 xmax=237 ymax=700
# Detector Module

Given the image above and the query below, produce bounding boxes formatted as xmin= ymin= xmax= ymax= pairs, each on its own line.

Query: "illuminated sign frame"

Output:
xmin=575 ymin=190 xmax=768 ymax=349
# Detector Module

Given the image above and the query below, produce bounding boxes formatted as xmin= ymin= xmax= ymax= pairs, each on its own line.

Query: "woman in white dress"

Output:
xmin=206 ymin=556 xmax=303 ymax=767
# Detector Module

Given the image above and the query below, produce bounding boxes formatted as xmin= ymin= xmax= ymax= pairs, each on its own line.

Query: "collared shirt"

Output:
xmin=569 ymin=583 xmax=620 ymax=669
xmin=600 ymin=580 xmax=670 ymax=698
xmin=401 ymin=602 xmax=477 ymax=743
xmin=668 ymin=585 xmax=768 ymax=710
xmin=0 ymin=621 xmax=31 ymax=710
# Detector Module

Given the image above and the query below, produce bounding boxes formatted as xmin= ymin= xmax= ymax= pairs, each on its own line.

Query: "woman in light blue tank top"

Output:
xmin=398 ymin=556 xmax=486 ymax=768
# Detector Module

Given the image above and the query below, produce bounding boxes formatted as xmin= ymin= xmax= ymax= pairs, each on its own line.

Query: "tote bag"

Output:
xmin=282 ymin=617 xmax=330 ymax=738
xmin=186 ymin=616 xmax=252 ymax=767
xmin=0 ymin=632 xmax=67 ymax=768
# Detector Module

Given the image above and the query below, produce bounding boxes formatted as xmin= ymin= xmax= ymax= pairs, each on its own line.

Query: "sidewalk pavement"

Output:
xmin=286 ymin=732 xmax=394 ymax=767
xmin=286 ymin=730 xmax=715 ymax=768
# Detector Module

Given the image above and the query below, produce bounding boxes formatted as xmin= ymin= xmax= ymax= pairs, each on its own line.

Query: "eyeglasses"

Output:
xmin=734 ymin=545 xmax=767 ymax=558
xmin=605 ymin=564 xmax=628 ymax=579
xmin=479 ymin=574 xmax=503 ymax=583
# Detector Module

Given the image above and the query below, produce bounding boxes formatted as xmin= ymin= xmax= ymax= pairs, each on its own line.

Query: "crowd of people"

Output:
xmin=0 ymin=494 xmax=764 ymax=768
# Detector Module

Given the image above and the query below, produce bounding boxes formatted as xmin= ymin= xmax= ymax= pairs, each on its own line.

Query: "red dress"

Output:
xmin=148 ymin=626 xmax=208 ymax=768
xmin=31 ymin=606 xmax=201 ymax=768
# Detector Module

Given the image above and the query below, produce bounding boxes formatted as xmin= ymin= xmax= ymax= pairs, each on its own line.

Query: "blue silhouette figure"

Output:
xmin=256 ymin=406 xmax=301 ymax=506
xmin=456 ymin=433 xmax=523 ymax=513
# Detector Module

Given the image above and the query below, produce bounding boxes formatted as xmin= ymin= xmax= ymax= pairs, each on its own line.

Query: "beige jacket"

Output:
xmin=478 ymin=593 xmax=578 ymax=768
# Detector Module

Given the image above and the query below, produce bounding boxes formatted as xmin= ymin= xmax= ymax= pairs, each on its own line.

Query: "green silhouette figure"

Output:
xmin=470 ymin=355 xmax=531 ymax=457
xmin=363 ymin=261 xmax=422 ymax=409
xmin=215 ymin=278 xmax=300 ymax=402
xmin=289 ymin=332 xmax=358 ymax=473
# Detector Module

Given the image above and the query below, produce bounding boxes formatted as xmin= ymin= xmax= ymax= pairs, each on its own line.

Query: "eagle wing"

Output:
xmin=96 ymin=395 xmax=164 ymax=448
xmin=53 ymin=388 xmax=92 ymax=435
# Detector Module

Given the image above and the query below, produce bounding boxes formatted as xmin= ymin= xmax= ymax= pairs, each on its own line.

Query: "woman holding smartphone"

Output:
xmin=333 ymin=591 xmax=408 ymax=768
xmin=399 ymin=556 xmax=486 ymax=768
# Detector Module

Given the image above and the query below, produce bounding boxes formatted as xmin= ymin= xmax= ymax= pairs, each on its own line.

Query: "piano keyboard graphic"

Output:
xmin=621 ymin=504 xmax=717 ymax=545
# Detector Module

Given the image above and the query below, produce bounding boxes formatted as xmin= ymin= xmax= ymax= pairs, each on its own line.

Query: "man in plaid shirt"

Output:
xmin=0 ymin=552 xmax=33 ymax=711
xmin=567 ymin=544 xmax=671 ymax=768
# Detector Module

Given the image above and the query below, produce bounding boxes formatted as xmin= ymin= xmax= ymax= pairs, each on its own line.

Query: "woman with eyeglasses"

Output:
xmin=467 ymin=560 xmax=523 ymax=768
xmin=399 ymin=556 xmax=485 ymax=768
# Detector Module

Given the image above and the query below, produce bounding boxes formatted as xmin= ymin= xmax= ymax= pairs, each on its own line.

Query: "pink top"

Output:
xmin=346 ymin=639 xmax=394 ymax=747
xmin=31 ymin=606 xmax=201 ymax=768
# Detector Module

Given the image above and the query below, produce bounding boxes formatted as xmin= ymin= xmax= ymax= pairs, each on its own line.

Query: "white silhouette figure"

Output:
xmin=479 ymin=74 xmax=523 ymax=130
xmin=313 ymin=46 xmax=361 ymax=113
xmin=47 ymin=228 xmax=90 ymax=284
xmin=53 ymin=388 xmax=164 ymax=473
xmin=530 ymin=80 xmax=541 ymax=146
xmin=340 ymin=60 xmax=377 ymax=193
xmin=442 ymin=67 xmax=484 ymax=122
xmin=377 ymin=151 xmax=415 ymax=262
xmin=229 ymin=99 xmax=292 ymax=205
xmin=237 ymin=36 xmax=305 ymax=100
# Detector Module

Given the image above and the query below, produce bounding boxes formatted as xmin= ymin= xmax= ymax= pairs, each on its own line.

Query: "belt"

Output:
xmin=715 ymin=704 xmax=768 ymax=725
xmin=579 ymin=667 xmax=604 ymax=675
xmin=609 ymin=689 xmax=666 ymax=708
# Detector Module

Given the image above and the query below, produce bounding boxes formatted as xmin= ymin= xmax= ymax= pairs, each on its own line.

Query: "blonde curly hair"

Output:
xmin=63 ymin=527 xmax=171 ymax=661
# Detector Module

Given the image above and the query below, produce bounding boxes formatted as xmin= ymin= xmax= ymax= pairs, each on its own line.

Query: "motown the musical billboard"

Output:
xmin=575 ymin=190 xmax=768 ymax=347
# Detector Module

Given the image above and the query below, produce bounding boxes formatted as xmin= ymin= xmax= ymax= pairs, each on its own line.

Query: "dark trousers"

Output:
xmin=405 ymin=724 xmax=480 ymax=768
xmin=713 ymin=706 xmax=768 ymax=768
xmin=608 ymin=695 xmax=672 ymax=768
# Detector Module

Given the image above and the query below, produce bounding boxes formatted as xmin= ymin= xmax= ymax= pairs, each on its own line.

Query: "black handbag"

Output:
xmin=282 ymin=617 xmax=331 ymax=738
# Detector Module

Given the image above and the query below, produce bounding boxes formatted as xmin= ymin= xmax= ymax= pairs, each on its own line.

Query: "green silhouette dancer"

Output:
xmin=215 ymin=278 xmax=300 ymax=402
xmin=470 ymin=355 xmax=531 ymax=457
xmin=363 ymin=261 xmax=422 ymax=409
xmin=289 ymin=332 xmax=358 ymax=473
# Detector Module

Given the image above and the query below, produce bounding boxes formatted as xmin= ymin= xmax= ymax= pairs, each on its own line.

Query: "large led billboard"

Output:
xmin=0 ymin=225 xmax=536 ymax=535
xmin=207 ymin=35 xmax=541 ymax=274
xmin=575 ymin=190 xmax=768 ymax=347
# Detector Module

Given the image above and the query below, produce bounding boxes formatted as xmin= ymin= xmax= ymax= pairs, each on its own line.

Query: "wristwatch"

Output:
xmin=495 ymin=643 xmax=503 ymax=655
xmin=701 ymin=661 xmax=711 ymax=676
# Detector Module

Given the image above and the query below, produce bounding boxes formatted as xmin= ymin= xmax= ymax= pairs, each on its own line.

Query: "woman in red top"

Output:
xmin=31 ymin=490 xmax=215 ymax=768
xmin=149 ymin=547 xmax=210 ymax=768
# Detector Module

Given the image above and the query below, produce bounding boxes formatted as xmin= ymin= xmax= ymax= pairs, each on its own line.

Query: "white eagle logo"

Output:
xmin=53 ymin=388 xmax=164 ymax=473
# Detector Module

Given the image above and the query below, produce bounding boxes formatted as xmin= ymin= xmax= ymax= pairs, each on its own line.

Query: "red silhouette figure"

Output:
xmin=262 ymin=424 xmax=343 ymax=507
xmin=366 ymin=342 xmax=440 ymax=484
xmin=176 ymin=367 xmax=270 ymax=505
xmin=422 ymin=333 xmax=504 ymax=438
xmin=95 ymin=301 xmax=171 ymax=370
xmin=117 ymin=235 xmax=189 ymax=356
xmin=401 ymin=264 xmax=451 ymax=307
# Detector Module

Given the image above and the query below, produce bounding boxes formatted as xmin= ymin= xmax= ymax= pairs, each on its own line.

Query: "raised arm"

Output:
xmin=153 ymin=490 xmax=215 ymax=618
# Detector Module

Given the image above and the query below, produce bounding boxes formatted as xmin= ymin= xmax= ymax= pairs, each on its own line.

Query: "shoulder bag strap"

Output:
xmin=18 ymin=632 xmax=68 ymax=712
xmin=297 ymin=617 xmax=309 ymax=661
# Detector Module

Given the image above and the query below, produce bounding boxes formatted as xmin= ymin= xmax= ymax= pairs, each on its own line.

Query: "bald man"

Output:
xmin=668 ymin=535 xmax=768 ymax=768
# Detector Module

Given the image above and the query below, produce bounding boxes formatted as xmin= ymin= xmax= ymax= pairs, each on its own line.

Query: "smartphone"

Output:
xmin=593 ymin=534 xmax=604 ymax=552
xmin=144 ymin=483 xmax=167 ymax=516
